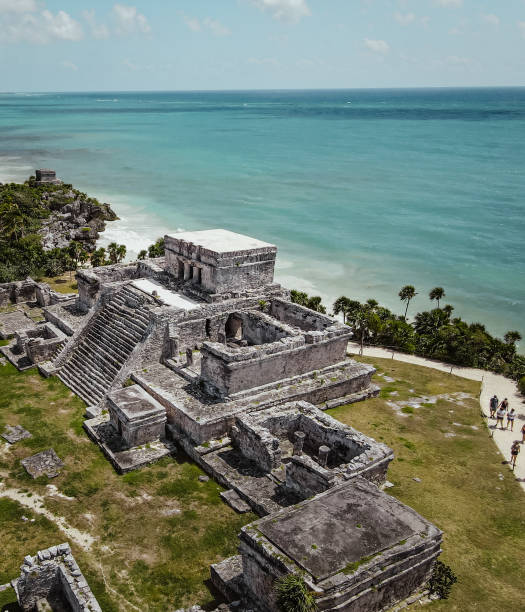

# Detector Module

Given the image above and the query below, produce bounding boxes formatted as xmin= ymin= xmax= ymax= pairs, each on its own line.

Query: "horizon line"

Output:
xmin=2 ymin=85 xmax=525 ymax=95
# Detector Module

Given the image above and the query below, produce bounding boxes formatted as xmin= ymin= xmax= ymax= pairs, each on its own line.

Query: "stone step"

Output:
xmin=84 ymin=327 xmax=133 ymax=359
xmin=88 ymin=324 xmax=137 ymax=354
xmin=93 ymin=313 xmax=145 ymax=342
xmin=104 ymin=302 xmax=150 ymax=328
xmin=65 ymin=357 xmax=112 ymax=394
xmin=75 ymin=343 xmax=121 ymax=377
xmin=61 ymin=359 xmax=108 ymax=395
xmin=97 ymin=308 xmax=149 ymax=336
xmin=220 ymin=490 xmax=252 ymax=513
xmin=58 ymin=370 xmax=100 ymax=405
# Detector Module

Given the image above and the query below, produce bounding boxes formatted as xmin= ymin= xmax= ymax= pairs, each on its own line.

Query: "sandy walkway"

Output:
xmin=0 ymin=483 xmax=95 ymax=550
xmin=348 ymin=343 xmax=525 ymax=491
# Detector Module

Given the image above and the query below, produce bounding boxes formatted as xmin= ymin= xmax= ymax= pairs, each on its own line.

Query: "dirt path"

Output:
xmin=348 ymin=342 xmax=525 ymax=491
xmin=0 ymin=483 xmax=95 ymax=550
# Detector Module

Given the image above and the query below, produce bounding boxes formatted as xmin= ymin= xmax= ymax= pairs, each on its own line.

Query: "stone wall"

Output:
xmin=270 ymin=298 xmax=335 ymax=332
xmin=13 ymin=543 xmax=101 ymax=612
xmin=200 ymin=334 xmax=349 ymax=398
xmin=0 ymin=279 xmax=38 ymax=307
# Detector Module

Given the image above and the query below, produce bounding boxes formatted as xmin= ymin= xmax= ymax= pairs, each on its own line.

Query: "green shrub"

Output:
xmin=428 ymin=560 xmax=457 ymax=600
xmin=518 ymin=376 xmax=525 ymax=396
xmin=275 ymin=573 xmax=318 ymax=612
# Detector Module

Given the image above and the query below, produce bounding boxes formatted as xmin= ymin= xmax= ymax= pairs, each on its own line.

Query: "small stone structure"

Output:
xmin=226 ymin=478 xmax=441 ymax=612
xmin=12 ymin=543 xmax=101 ymax=611
xmin=2 ymin=322 xmax=67 ymax=370
xmin=164 ymin=229 xmax=277 ymax=297
xmin=21 ymin=449 xmax=63 ymax=479
xmin=34 ymin=169 xmax=62 ymax=186
xmin=1 ymin=425 xmax=32 ymax=444
xmin=107 ymin=384 xmax=167 ymax=448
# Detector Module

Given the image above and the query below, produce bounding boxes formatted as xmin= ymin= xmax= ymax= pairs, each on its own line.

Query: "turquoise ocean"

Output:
xmin=0 ymin=88 xmax=524 ymax=339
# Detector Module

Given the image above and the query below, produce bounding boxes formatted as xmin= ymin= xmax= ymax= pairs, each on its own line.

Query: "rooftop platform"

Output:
xmin=132 ymin=278 xmax=201 ymax=311
xmin=257 ymin=479 xmax=427 ymax=581
xmin=166 ymin=229 xmax=275 ymax=255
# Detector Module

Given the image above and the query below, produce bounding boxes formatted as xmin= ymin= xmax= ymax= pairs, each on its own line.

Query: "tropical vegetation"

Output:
xmin=293 ymin=288 xmax=524 ymax=382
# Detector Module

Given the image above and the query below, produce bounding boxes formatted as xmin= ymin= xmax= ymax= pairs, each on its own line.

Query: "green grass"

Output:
xmin=328 ymin=356 xmax=525 ymax=612
xmin=0 ymin=362 xmax=254 ymax=610
xmin=41 ymin=273 xmax=78 ymax=294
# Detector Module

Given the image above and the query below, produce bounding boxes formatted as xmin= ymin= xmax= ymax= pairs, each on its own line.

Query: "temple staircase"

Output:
xmin=57 ymin=285 xmax=152 ymax=407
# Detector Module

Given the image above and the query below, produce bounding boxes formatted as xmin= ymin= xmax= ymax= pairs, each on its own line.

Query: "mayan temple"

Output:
xmin=2 ymin=229 xmax=442 ymax=611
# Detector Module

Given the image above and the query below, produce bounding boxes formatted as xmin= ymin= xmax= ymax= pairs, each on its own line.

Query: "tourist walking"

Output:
xmin=510 ymin=441 xmax=520 ymax=470
xmin=496 ymin=404 xmax=507 ymax=430
xmin=489 ymin=395 xmax=498 ymax=418
xmin=506 ymin=408 xmax=516 ymax=431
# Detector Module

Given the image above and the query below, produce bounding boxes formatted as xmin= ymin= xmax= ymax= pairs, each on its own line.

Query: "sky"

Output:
xmin=1 ymin=0 xmax=525 ymax=91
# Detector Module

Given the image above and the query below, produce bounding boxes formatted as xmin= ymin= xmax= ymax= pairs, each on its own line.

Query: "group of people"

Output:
xmin=488 ymin=395 xmax=523 ymax=470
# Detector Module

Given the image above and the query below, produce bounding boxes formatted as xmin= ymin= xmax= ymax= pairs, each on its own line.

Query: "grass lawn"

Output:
xmin=41 ymin=272 xmax=78 ymax=294
xmin=328 ymin=356 xmax=525 ymax=612
xmin=1 ymin=356 xmax=523 ymax=611
xmin=0 ymin=363 xmax=253 ymax=611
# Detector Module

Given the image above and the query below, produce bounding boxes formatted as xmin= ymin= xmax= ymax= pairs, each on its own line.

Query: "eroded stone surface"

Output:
xmin=1 ymin=425 xmax=31 ymax=444
xmin=21 ymin=449 xmax=63 ymax=479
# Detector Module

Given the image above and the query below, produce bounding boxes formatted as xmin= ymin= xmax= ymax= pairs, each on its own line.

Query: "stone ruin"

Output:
xmin=0 ymin=228 xmax=443 ymax=610
xmin=11 ymin=543 xmax=101 ymax=611
xmin=35 ymin=169 xmax=62 ymax=186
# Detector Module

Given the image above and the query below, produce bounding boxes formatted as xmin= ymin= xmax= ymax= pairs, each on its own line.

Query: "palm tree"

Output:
xmin=398 ymin=285 xmax=417 ymax=320
xmin=107 ymin=242 xmax=127 ymax=264
xmin=0 ymin=201 xmax=25 ymax=241
xmin=504 ymin=331 xmax=522 ymax=345
xmin=333 ymin=296 xmax=360 ymax=323
xmin=429 ymin=287 xmax=445 ymax=308
xmin=138 ymin=249 xmax=147 ymax=260
xmin=91 ymin=247 xmax=107 ymax=268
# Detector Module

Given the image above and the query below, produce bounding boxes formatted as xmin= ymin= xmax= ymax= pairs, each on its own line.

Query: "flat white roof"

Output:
xmin=166 ymin=229 xmax=275 ymax=254
xmin=132 ymin=279 xmax=200 ymax=311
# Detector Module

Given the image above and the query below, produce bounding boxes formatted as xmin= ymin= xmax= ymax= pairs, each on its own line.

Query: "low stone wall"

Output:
xmin=270 ymin=298 xmax=336 ymax=332
xmin=0 ymin=279 xmax=38 ymax=307
xmin=13 ymin=543 xmax=101 ymax=612
xmin=201 ymin=334 xmax=349 ymax=398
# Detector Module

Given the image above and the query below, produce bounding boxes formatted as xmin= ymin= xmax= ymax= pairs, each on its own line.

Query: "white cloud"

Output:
xmin=113 ymin=4 xmax=150 ymax=35
xmin=481 ymin=14 xmax=499 ymax=26
xmin=183 ymin=15 xmax=230 ymax=36
xmin=0 ymin=0 xmax=37 ymax=13
xmin=183 ymin=15 xmax=201 ymax=32
xmin=82 ymin=9 xmax=110 ymax=39
xmin=251 ymin=0 xmax=311 ymax=23
xmin=518 ymin=21 xmax=525 ymax=38
xmin=2 ymin=8 xmax=84 ymax=44
xmin=395 ymin=12 xmax=416 ymax=26
xmin=61 ymin=60 xmax=78 ymax=71
xmin=41 ymin=9 xmax=83 ymax=41
xmin=435 ymin=0 xmax=462 ymax=6
xmin=203 ymin=18 xmax=230 ymax=37
xmin=364 ymin=38 xmax=390 ymax=54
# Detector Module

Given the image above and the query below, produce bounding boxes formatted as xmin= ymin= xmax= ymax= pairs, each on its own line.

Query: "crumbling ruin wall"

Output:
xmin=13 ymin=543 xmax=101 ymax=612
xmin=200 ymin=334 xmax=349 ymax=398
xmin=231 ymin=420 xmax=282 ymax=473
xmin=270 ymin=298 xmax=335 ymax=332
xmin=285 ymin=454 xmax=335 ymax=497
xmin=0 ymin=279 xmax=38 ymax=307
